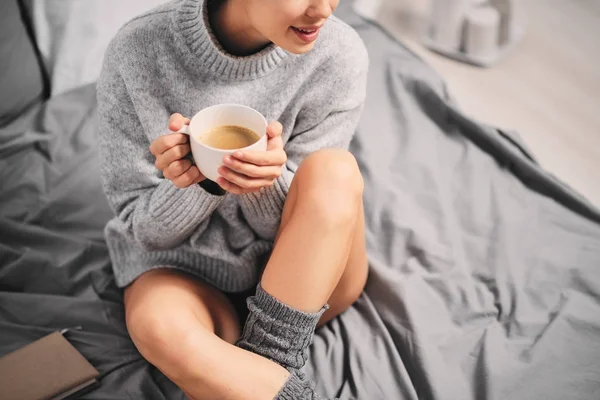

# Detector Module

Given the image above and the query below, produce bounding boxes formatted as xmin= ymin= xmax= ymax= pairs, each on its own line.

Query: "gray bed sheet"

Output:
xmin=1 ymin=4 xmax=599 ymax=400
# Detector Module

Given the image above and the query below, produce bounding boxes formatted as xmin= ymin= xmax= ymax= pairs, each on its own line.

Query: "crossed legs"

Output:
xmin=124 ymin=149 xmax=368 ymax=399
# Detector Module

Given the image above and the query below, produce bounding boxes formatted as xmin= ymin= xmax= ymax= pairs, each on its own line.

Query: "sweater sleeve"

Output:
xmin=97 ymin=45 xmax=225 ymax=251
xmin=238 ymin=41 xmax=369 ymax=240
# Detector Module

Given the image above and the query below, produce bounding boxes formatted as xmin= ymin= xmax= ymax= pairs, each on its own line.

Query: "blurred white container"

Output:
xmin=464 ymin=6 xmax=501 ymax=58
xmin=429 ymin=0 xmax=471 ymax=51
xmin=489 ymin=0 xmax=516 ymax=45
xmin=424 ymin=0 xmax=524 ymax=67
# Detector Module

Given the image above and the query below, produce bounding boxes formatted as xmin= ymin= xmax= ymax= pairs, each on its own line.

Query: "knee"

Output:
xmin=127 ymin=306 xmax=178 ymax=363
xmin=296 ymin=149 xmax=364 ymax=225
xmin=125 ymin=300 xmax=201 ymax=373
xmin=300 ymin=149 xmax=363 ymax=194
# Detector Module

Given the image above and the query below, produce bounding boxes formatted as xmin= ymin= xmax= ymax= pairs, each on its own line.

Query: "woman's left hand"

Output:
xmin=217 ymin=121 xmax=287 ymax=194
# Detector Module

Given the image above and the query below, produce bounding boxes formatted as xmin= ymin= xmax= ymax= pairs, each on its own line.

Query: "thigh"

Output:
xmin=124 ymin=269 xmax=241 ymax=347
xmin=123 ymin=270 xmax=252 ymax=400
xmin=275 ymin=152 xmax=368 ymax=325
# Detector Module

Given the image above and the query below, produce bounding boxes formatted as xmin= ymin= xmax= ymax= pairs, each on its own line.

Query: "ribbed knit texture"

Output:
xmin=276 ymin=371 xmax=331 ymax=400
xmin=236 ymin=284 xmax=328 ymax=371
xmin=97 ymin=0 xmax=369 ymax=291
xmin=175 ymin=0 xmax=288 ymax=81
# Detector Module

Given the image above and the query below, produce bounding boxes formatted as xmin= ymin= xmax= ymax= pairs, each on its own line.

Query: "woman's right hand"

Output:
xmin=150 ymin=113 xmax=205 ymax=188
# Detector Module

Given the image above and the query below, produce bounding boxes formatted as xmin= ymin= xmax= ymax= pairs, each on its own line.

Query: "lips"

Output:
xmin=291 ymin=26 xmax=321 ymax=43
xmin=294 ymin=27 xmax=318 ymax=34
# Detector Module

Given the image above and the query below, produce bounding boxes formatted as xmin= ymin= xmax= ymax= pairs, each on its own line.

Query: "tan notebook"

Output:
xmin=0 ymin=331 xmax=100 ymax=400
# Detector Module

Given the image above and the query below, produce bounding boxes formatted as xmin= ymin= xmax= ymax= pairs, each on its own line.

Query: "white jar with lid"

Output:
xmin=429 ymin=0 xmax=472 ymax=51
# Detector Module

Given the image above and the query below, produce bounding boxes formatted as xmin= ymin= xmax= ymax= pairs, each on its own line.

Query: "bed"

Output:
xmin=1 ymin=2 xmax=599 ymax=399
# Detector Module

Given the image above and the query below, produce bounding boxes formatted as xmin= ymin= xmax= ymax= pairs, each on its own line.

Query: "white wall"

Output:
xmin=32 ymin=0 xmax=166 ymax=96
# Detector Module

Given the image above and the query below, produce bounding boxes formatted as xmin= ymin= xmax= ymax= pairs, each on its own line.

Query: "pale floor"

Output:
xmin=371 ymin=0 xmax=600 ymax=207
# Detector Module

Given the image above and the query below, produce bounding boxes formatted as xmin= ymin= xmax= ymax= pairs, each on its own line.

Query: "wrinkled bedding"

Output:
xmin=1 ymin=4 xmax=599 ymax=400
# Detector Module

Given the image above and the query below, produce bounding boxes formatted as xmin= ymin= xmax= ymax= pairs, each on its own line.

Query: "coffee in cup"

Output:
xmin=198 ymin=125 xmax=261 ymax=150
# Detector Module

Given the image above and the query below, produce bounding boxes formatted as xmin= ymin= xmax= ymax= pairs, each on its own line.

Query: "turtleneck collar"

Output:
xmin=174 ymin=0 xmax=290 ymax=81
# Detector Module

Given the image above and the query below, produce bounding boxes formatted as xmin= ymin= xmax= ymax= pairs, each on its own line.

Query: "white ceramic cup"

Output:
xmin=177 ymin=104 xmax=268 ymax=182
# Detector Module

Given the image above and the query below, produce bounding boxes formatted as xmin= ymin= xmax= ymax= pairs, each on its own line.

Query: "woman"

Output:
xmin=97 ymin=0 xmax=369 ymax=398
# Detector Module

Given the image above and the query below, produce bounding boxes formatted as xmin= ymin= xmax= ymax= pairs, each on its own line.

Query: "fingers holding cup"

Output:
xmin=154 ymin=143 xmax=191 ymax=170
xmin=231 ymin=148 xmax=287 ymax=167
xmin=217 ymin=167 xmax=274 ymax=192
xmin=266 ymin=121 xmax=283 ymax=138
xmin=222 ymin=155 xmax=282 ymax=180
xmin=169 ymin=113 xmax=190 ymax=132
xmin=171 ymin=164 xmax=203 ymax=188
xmin=150 ymin=133 xmax=189 ymax=156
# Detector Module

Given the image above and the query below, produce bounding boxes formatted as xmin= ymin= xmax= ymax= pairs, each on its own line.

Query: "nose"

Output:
xmin=305 ymin=0 xmax=333 ymax=20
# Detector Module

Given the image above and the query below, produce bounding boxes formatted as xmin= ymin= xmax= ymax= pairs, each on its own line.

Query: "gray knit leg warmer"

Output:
xmin=236 ymin=283 xmax=328 ymax=371
xmin=275 ymin=370 xmax=331 ymax=400
xmin=236 ymin=284 xmax=333 ymax=399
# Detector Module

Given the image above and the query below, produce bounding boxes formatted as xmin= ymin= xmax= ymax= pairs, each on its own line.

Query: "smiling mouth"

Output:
xmin=292 ymin=27 xmax=318 ymax=34
xmin=290 ymin=26 xmax=321 ymax=43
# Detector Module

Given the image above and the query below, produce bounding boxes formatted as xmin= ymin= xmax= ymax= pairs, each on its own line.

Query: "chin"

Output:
xmin=273 ymin=30 xmax=320 ymax=54
xmin=281 ymin=41 xmax=316 ymax=55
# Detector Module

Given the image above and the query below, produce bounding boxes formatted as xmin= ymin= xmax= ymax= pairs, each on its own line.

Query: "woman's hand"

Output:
xmin=217 ymin=121 xmax=287 ymax=195
xmin=150 ymin=113 xmax=205 ymax=188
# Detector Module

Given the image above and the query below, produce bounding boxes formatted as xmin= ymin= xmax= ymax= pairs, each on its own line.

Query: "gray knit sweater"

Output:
xmin=97 ymin=0 xmax=368 ymax=291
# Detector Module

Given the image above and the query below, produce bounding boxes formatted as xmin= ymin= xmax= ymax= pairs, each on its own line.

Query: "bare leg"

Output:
xmin=318 ymin=197 xmax=368 ymax=326
xmin=124 ymin=269 xmax=289 ymax=400
xmin=264 ymin=148 xmax=368 ymax=320
xmin=125 ymin=149 xmax=367 ymax=400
